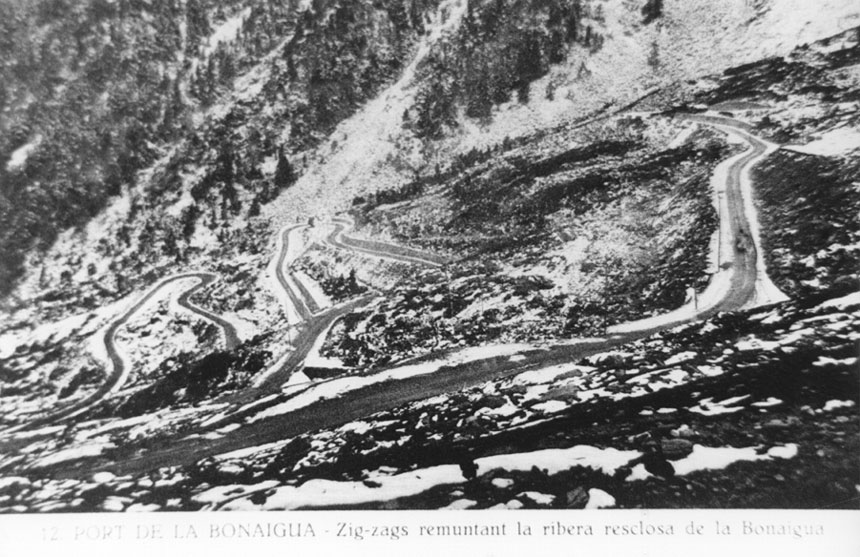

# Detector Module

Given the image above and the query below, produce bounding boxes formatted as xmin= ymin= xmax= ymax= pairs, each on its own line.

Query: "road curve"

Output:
xmin=3 ymin=273 xmax=237 ymax=433
xmin=177 ymin=274 xmax=241 ymax=351
xmin=608 ymin=116 xmax=785 ymax=334
xmin=326 ymin=219 xmax=447 ymax=268
xmin=272 ymin=225 xmax=314 ymax=321
xmin=19 ymin=116 xmax=786 ymax=475
xmin=212 ymin=293 xmax=377 ymax=423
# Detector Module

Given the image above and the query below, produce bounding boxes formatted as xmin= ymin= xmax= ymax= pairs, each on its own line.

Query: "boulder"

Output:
xmin=565 ymin=486 xmax=588 ymax=509
xmin=661 ymin=438 xmax=694 ymax=460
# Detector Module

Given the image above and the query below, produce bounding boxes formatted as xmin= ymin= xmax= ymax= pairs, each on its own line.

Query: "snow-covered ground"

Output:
xmin=609 ymin=121 xmax=788 ymax=334
xmin=245 ymin=344 xmax=535 ymax=423
xmin=0 ymin=311 xmax=91 ymax=360
xmin=213 ymin=443 xmax=640 ymax=510
xmin=264 ymin=0 xmax=470 ymax=225
xmin=4 ymin=135 xmax=42 ymax=172
xmin=186 ymin=7 xmax=253 ymax=78
xmin=104 ymin=274 xmax=218 ymax=393
xmin=785 ymin=126 xmax=860 ymax=156
xmin=293 ymin=270 xmax=332 ymax=311
xmin=260 ymin=0 xmax=860 ymax=233
xmin=209 ymin=439 xmax=799 ymax=510
xmin=204 ymin=9 xmax=251 ymax=59
xmin=300 ymin=319 xmax=345 ymax=371
xmin=265 ymin=225 xmax=307 ymax=325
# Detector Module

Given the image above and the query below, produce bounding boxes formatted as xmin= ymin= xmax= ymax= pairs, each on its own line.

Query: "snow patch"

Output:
xmin=815 ymin=291 xmax=860 ymax=310
xmin=767 ymin=444 xmax=799 ymax=459
xmin=444 ymin=499 xmax=477 ymax=510
xmin=5 ymin=135 xmax=42 ymax=171
xmin=33 ymin=440 xmax=115 ymax=468
xmin=752 ymin=397 xmax=783 ymax=408
xmin=220 ymin=444 xmax=639 ymax=510
xmin=532 ymin=400 xmax=567 ymax=414
xmin=696 ymin=365 xmax=724 ymax=377
xmin=584 ymin=488 xmax=616 ymax=509
xmin=664 ymin=351 xmax=697 ymax=366
xmin=204 ymin=8 xmax=252 ymax=60
xmin=667 ymin=125 xmax=696 ymax=149
xmin=513 ymin=363 xmax=594 ymax=385
xmin=786 ymin=127 xmax=860 ymax=157
xmin=193 ymin=480 xmax=279 ymax=506
xmin=672 ymin=444 xmax=771 ymax=475
xmin=519 ymin=491 xmax=555 ymax=506
xmin=822 ymin=400 xmax=856 ymax=412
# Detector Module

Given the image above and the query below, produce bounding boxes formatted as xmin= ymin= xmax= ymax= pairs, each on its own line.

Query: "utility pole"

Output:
xmin=717 ymin=190 xmax=723 ymax=270
xmin=444 ymin=264 xmax=454 ymax=336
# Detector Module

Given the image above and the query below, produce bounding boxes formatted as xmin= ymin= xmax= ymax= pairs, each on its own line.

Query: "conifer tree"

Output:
xmin=642 ymin=0 xmax=663 ymax=24
xmin=274 ymin=145 xmax=296 ymax=190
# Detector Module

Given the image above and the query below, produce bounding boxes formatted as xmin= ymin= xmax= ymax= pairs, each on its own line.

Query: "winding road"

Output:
xmin=5 ymin=116 xmax=788 ymax=479
xmin=176 ymin=274 xmax=242 ymax=351
xmin=608 ymin=115 xmax=787 ymax=334
xmin=326 ymin=217 xmax=448 ymax=267
xmin=270 ymin=224 xmax=316 ymax=321
xmin=1 ymin=273 xmax=239 ymax=434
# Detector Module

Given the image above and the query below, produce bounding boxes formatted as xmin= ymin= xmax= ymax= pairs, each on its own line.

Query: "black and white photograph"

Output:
xmin=0 ymin=0 xmax=858 ymax=537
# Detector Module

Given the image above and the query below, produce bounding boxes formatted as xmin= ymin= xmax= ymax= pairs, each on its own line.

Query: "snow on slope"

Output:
xmin=609 ymin=121 xmax=789 ymax=334
xmin=5 ymin=135 xmax=42 ymax=172
xmin=747 ymin=0 xmax=860 ymax=53
xmin=210 ymin=439 xmax=798 ymax=510
xmin=786 ymin=126 xmax=860 ymax=156
xmin=205 ymin=8 xmax=252 ymax=58
xmin=214 ymin=443 xmax=641 ymax=510
xmin=10 ymin=0 xmax=855 ymax=305
xmin=292 ymin=270 xmax=332 ymax=311
xmin=263 ymin=0 xmax=470 ymax=225
xmin=186 ymin=7 xmax=253 ymax=78
xmin=246 ymin=343 xmax=534 ymax=423
xmin=265 ymin=225 xmax=306 ymax=325
xmin=459 ymin=0 xmax=860 ymax=152
xmin=263 ymin=0 xmax=860 ymax=228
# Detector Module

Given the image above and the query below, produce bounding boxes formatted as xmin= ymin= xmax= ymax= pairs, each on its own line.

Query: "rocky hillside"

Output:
xmin=1 ymin=0 xmax=441 ymax=301
xmin=0 ymin=1 xmax=858 ymax=512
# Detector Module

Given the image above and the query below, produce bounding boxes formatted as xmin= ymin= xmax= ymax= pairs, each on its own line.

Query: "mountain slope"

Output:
xmin=0 ymin=1 xmax=858 ymax=512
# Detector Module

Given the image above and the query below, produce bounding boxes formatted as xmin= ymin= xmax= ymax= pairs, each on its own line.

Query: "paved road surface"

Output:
xmin=273 ymin=225 xmax=314 ymax=321
xmin=327 ymin=219 xmax=447 ymax=267
xmin=9 ymin=118 xmax=784 ymax=477
xmin=3 ymin=272 xmax=238 ymax=433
